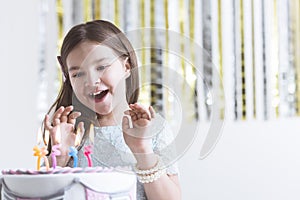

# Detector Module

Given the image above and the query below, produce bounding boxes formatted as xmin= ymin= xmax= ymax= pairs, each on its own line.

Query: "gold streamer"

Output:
xmin=240 ymin=0 xmax=246 ymax=120
xmin=189 ymin=0 xmax=194 ymax=50
xmin=139 ymin=0 xmax=148 ymax=106
xmin=84 ymin=0 xmax=92 ymax=22
xmin=95 ymin=0 xmax=101 ymax=19
xmin=179 ymin=0 xmax=186 ymax=79
xmin=114 ymin=0 xmax=119 ymax=27
xmin=150 ymin=0 xmax=155 ymax=28
xmin=56 ymin=0 xmax=64 ymax=85
xmin=56 ymin=0 xmax=63 ymax=44
xmin=218 ymin=0 xmax=224 ymax=119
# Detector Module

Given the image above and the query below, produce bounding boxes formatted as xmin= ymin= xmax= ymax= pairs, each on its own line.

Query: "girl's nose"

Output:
xmin=84 ymin=72 xmax=100 ymax=87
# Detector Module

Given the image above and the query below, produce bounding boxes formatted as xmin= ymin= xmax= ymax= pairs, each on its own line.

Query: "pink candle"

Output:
xmin=51 ymin=144 xmax=61 ymax=169
xmin=83 ymin=124 xmax=95 ymax=167
xmin=84 ymin=145 xmax=93 ymax=167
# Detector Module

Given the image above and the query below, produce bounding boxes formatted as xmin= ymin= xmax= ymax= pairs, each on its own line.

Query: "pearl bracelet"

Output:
xmin=137 ymin=168 xmax=166 ymax=184
xmin=134 ymin=156 xmax=162 ymax=175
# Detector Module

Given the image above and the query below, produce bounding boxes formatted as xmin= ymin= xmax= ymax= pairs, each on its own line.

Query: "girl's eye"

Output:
xmin=97 ymin=65 xmax=109 ymax=71
xmin=72 ymin=71 xmax=84 ymax=78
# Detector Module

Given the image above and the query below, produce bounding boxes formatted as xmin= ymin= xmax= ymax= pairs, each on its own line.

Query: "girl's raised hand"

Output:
xmin=44 ymin=105 xmax=85 ymax=155
xmin=122 ymin=103 xmax=156 ymax=153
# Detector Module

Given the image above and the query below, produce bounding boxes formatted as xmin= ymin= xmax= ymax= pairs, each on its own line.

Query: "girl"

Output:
xmin=44 ymin=20 xmax=181 ymax=200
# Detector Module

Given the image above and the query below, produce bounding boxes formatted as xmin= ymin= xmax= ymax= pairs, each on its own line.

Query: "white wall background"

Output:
xmin=1 ymin=1 xmax=300 ymax=200
xmin=179 ymin=119 xmax=300 ymax=200
xmin=0 ymin=1 xmax=38 ymax=169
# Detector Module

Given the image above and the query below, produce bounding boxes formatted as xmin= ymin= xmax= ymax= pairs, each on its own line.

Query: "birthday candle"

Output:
xmin=84 ymin=124 xmax=95 ymax=167
xmin=50 ymin=128 xmax=62 ymax=169
xmin=34 ymin=128 xmax=50 ymax=171
xmin=33 ymin=146 xmax=49 ymax=171
xmin=51 ymin=144 xmax=61 ymax=169
xmin=69 ymin=146 xmax=78 ymax=167
xmin=84 ymin=145 xmax=93 ymax=167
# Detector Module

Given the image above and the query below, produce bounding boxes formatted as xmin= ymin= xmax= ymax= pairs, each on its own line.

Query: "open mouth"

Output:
xmin=89 ymin=89 xmax=109 ymax=102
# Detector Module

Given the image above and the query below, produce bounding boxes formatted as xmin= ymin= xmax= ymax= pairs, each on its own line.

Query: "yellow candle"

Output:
xmin=34 ymin=128 xmax=50 ymax=171
xmin=33 ymin=145 xmax=49 ymax=171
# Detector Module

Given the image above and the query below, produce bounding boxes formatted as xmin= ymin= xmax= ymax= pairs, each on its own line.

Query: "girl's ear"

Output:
xmin=124 ymin=57 xmax=131 ymax=78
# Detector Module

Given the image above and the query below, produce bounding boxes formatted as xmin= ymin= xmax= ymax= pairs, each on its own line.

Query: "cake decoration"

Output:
xmin=1 ymin=166 xmax=136 ymax=200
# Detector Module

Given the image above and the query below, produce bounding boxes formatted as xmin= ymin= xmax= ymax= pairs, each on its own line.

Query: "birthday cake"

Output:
xmin=0 ymin=166 xmax=137 ymax=200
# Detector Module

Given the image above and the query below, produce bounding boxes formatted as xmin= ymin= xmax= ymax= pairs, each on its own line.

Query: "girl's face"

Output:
xmin=66 ymin=41 xmax=130 ymax=116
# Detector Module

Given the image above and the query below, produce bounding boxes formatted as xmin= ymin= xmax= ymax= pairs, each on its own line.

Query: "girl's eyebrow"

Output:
xmin=68 ymin=66 xmax=80 ymax=72
xmin=93 ymin=57 xmax=111 ymax=64
xmin=68 ymin=57 xmax=115 ymax=72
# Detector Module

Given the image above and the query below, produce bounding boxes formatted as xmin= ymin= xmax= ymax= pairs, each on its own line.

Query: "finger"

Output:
xmin=142 ymin=113 xmax=149 ymax=119
xmin=122 ymin=116 xmax=130 ymax=131
xmin=129 ymin=104 xmax=141 ymax=113
xmin=127 ymin=110 xmax=137 ymax=118
xmin=127 ymin=110 xmax=137 ymax=121
xmin=129 ymin=103 xmax=145 ymax=111
xmin=61 ymin=106 xmax=74 ymax=123
xmin=129 ymin=104 xmax=149 ymax=119
xmin=52 ymin=106 xmax=65 ymax=126
xmin=149 ymin=106 xmax=156 ymax=118
xmin=44 ymin=114 xmax=53 ymax=130
xmin=68 ymin=111 xmax=81 ymax=124
xmin=53 ymin=118 xmax=61 ymax=127
xmin=124 ymin=110 xmax=131 ymax=115
xmin=129 ymin=104 xmax=138 ymax=114
xmin=130 ymin=103 xmax=146 ymax=111
xmin=132 ymin=104 xmax=151 ymax=120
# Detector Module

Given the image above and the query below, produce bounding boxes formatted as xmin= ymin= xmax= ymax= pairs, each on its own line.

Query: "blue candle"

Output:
xmin=69 ymin=146 xmax=78 ymax=167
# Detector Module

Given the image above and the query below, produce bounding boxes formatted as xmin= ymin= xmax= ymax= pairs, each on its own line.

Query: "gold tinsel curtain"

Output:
xmin=37 ymin=0 xmax=300 ymax=123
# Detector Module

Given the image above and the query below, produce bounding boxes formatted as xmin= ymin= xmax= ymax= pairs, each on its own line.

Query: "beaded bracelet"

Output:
xmin=134 ymin=156 xmax=162 ymax=175
xmin=137 ymin=168 xmax=166 ymax=184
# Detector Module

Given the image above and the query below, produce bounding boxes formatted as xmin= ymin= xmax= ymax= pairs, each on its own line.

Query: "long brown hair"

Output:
xmin=45 ymin=20 xmax=139 ymax=154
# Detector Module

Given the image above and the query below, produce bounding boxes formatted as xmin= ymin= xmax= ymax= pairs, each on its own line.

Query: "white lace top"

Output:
xmin=72 ymin=116 xmax=179 ymax=200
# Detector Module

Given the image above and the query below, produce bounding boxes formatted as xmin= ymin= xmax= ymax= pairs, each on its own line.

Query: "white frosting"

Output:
xmin=1 ymin=168 xmax=136 ymax=199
